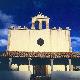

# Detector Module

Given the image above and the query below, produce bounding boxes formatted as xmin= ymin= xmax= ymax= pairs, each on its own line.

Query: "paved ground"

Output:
xmin=51 ymin=71 xmax=80 ymax=80
xmin=0 ymin=71 xmax=31 ymax=80
xmin=0 ymin=71 xmax=80 ymax=80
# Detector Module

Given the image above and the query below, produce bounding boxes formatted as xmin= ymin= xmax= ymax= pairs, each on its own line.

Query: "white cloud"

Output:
xmin=0 ymin=39 xmax=7 ymax=46
xmin=0 ymin=29 xmax=8 ymax=36
xmin=0 ymin=11 xmax=16 ymax=49
xmin=71 ymin=37 xmax=80 ymax=46
xmin=71 ymin=37 xmax=80 ymax=42
xmin=71 ymin=36 xmax=80 ymax=52
xmin=0 ymin=10 xmax=17 ymax=36
xmin=0 ymin=11 xmax=14 ymax=28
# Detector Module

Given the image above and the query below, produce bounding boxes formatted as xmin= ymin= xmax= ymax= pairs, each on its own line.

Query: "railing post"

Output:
xmin=9 ymin=58 xmax=12 ymax=67
xmin=50 ymin=59 xmax=54 ymax=72
xmin=28 ymin=58 xmax=32 ymax=71
xmin=68 ymin=59 xmax=73 ymax=71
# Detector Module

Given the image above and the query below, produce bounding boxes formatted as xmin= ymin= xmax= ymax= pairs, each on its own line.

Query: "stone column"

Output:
xmin=46 ymin=22 xmax=49 ymax=29
xmin=28 ymin=58 xmax=32 ymax=71
xmin=33 ymin=65 xmax=35 ymax=75
xmin=31 ymin=23 xmax=35 ymax=29
xmin=50 ymin=59 xmax=54 ymax=72
xmin=39 ymin=21 xmax=42 ymax=29
xmin=68 ymin=59 xmax=73 ymax=71
xmin=9 ymin=58 xmax=12 ymax=68
xmin=46 ymin=19 xmax=49 ymax=29
xmin=65 ymin=65 xmax=67 ymax=71
xmin=17 ymin=64 xmax=19 ymax=71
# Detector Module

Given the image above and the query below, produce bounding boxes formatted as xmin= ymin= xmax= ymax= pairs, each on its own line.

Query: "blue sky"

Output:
xmin=0 ymin=0 xmax=80 ymax=52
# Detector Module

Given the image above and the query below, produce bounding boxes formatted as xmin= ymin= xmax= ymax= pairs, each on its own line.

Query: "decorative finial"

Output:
xmin=52 ymin=27 xmax=56 ymax=30
xmin=41 ymin=13 xmax=42 ymax=15
xmin=59 ymin=27 xmax=62 ymax=30
xmin=38 ymin=12 xmax=43 ymax=15
xmin=39 ymin=12 xmax=41 ymax=14
xmin=66 ymin=27 xmax=71 ymax=30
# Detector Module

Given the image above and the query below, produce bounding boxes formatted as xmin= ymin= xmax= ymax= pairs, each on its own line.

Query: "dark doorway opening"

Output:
xmin=34 ymin=21 xmax=39 ymax=29
xmin=42 ymin=21 xmax=46 ymax=29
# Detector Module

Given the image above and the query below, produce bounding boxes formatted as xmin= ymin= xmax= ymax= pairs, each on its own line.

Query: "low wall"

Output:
xmin=1 ymin=71 xmax=80 ymax=80
xmin=51 ymin=71 xmax=80 ymax=80
xmin=0 ymin=71 xmax=31 ymax=80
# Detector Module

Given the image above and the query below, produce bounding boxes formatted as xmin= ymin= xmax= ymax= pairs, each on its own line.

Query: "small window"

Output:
xmin=34 ymin=21 xmax=39 ymax=29
xmin=42 ymin=21 xmax=46 ymax=29
xmin=37 ymin=38 xmax=44 ymax=46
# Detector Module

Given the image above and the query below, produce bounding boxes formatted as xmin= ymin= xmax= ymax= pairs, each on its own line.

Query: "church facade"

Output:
xmin=4 ymin=13 xmax=75 ymax=77
xmin=8 ymin=13 xmax=71 ymax=52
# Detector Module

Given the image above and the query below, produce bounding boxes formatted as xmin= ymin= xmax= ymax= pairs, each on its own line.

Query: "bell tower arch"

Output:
xmin=31 ymin=12 xmax=50 ymax=29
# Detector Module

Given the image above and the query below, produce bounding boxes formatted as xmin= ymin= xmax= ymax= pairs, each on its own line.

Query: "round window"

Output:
xmin=37 ymin=38 xmax=44 ymax=46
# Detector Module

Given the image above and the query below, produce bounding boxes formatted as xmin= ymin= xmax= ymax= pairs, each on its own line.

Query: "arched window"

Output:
xmin=42 ymin=21 xmax=46 ymax=29
xmin=34 ymin=21 xmax=39 ymax=29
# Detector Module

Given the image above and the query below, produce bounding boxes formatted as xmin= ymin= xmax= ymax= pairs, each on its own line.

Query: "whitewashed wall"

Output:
xmin=8 ymin=29 xmax=71 ymax=52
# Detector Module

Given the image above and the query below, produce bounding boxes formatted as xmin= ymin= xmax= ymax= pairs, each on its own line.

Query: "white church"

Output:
xmin=7 ymin=13 xmax=73 ymax=75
